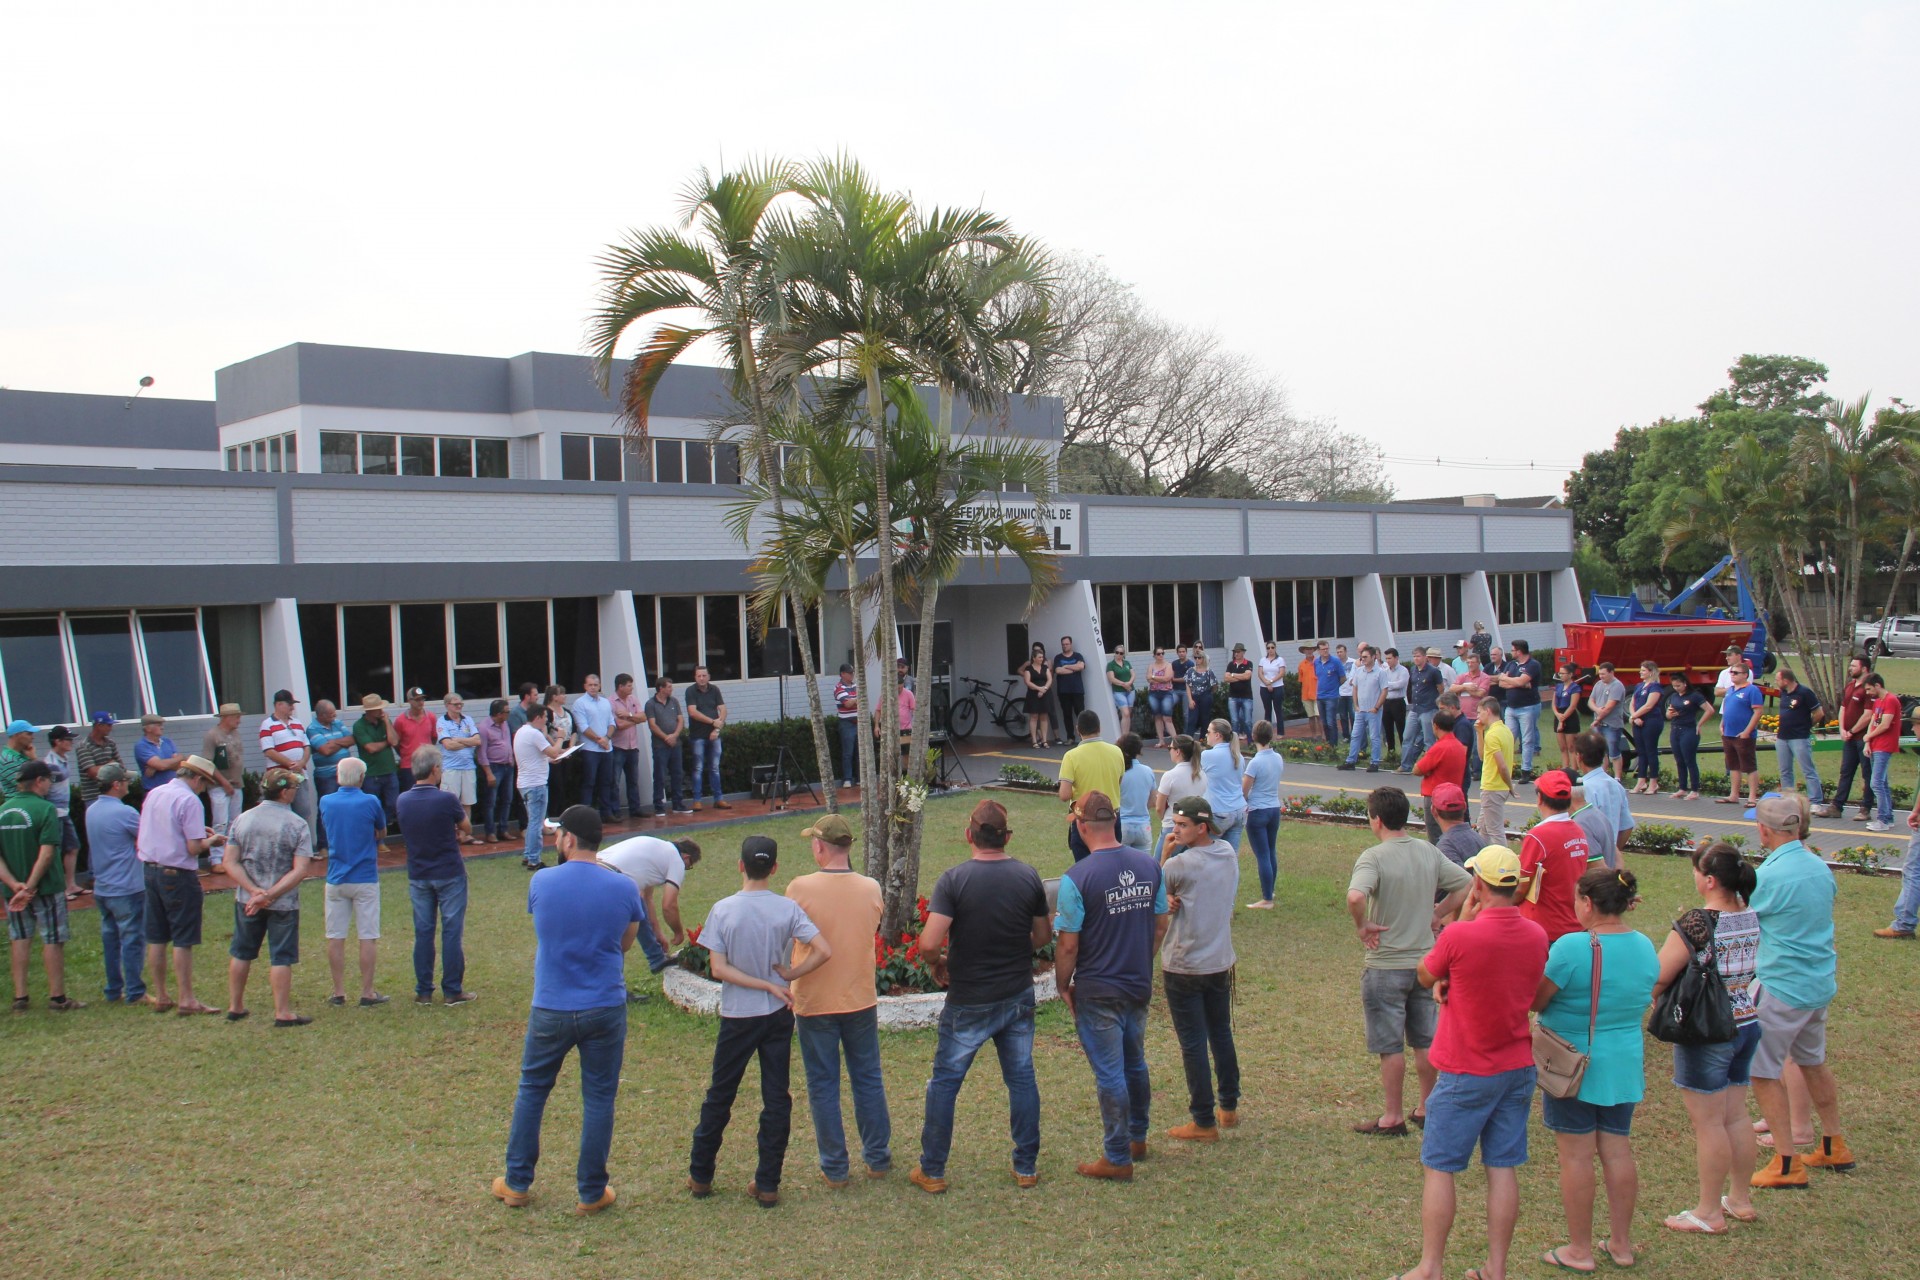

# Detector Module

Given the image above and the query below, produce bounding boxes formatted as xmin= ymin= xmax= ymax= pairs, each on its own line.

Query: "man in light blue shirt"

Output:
xmin=85 ymin=764 xmax=147 ymax=1003
xmin=571 ymin=675 xmax=618 ymax=824
xmin=1747 ymin=795 xmax=1852 ymax=1188
xmin=435 ymin=695 xmax=482 ymax=826
xmin=306 ymin=700 xmax=354 ymax=854
xmin=1572 ymin=733 xmax=1634 ymax=865
xmin=1339 ymin=647 xmax=1389 ymax=772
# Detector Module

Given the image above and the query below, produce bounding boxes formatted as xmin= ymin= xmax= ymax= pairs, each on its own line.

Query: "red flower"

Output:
xmin=687 ymin=926 xmax=702 ymax=945
xmin=900 ymin=931 xmax=914 ymax=944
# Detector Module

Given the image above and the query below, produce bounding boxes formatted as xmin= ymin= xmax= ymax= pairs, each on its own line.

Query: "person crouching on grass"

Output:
xmin=687 ymin=836 xmax=831 ymax=1208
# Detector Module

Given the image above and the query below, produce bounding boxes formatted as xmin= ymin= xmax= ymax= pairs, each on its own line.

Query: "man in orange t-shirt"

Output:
xmin=785 ymin=814 xmax=891 ymax=1185
xmin=1298 ymin=646 xmax=1320 ymax=738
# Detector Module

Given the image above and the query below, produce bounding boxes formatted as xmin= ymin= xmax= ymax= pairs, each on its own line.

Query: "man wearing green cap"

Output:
xmin=787 ymin=813 xmax=890 ymax=1187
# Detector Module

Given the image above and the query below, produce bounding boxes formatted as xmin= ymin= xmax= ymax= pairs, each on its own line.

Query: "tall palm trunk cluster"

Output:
xmin=589 ymin=157 xmax=1061 ymax=936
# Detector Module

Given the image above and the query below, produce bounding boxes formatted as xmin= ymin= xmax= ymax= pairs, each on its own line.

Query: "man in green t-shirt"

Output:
xmin=352 ymin=693 xmax=401 ymax=828
xmin=2 ymin=761 xmax=83 ymax=1011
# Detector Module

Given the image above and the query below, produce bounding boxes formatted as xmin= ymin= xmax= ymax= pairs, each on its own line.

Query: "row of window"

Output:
xmin=1491 ymin=571 xmax=1552 ymax=626
xmin=298 ymin=599 xmax=600 ymax=709
xmin=562 ymin=435 xmax=746 ymax=486
xmin=225 ymin=434 xmax=298 ymax=473
xmin=0 ymin=611 xmax=217 ymax=726
xmin=319 ymin=432 xmax=511 ymax=478
xmin=1096 ymin=582 xmax=1203 ymax=656
xmin=1387 ymin=574 xmax=1464 ymax=635
xmin=632 ymin=594 xmax=821 ymax=685
xmin=1254 ymin=577 xmax=1357 ymax=644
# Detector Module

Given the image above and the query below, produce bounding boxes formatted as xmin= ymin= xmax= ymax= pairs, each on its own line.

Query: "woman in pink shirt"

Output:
xmin=875 ymin=683 xmax=917 ymax=770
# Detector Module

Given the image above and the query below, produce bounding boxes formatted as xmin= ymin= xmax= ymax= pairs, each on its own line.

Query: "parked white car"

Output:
xmin=1856 ymin=616 xmax=1920 ymax=658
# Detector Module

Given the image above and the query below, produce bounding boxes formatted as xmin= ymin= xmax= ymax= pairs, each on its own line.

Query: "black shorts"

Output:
xmin=229 ymin=902 xmax=300 ymax=966
xmin=143 ymin=863 xmax=204 ymax=948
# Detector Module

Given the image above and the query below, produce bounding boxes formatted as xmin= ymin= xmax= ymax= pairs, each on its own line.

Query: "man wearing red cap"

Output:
xmin=1516 ymin=771 xmax=1591 ymax=943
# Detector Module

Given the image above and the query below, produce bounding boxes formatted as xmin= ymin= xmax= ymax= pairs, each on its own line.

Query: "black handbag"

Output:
xmin=1649 ymin=914 xmax=1737 ymax=1045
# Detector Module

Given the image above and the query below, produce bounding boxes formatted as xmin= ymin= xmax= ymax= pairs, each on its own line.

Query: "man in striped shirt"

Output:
xmin=259 ymin=690 xmax=317 ymax=835
xmin=834 ymin=664 xmax=861 ymax=791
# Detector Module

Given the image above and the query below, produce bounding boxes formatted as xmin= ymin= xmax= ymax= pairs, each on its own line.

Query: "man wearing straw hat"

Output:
xmin=136 ymin=753 xmax=228 ymax=1015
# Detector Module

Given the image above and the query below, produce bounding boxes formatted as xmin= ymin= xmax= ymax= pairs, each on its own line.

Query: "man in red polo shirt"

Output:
xmin=1412 ymin=708 xmax=1469 ymax=830
xmin=1516 ymin=770 xmax=1591 ymax=943
xmin=1394 ymin=846 xmax=1549 ymax=1280
xmin=393 ymin=687 xmax=438 ymax=795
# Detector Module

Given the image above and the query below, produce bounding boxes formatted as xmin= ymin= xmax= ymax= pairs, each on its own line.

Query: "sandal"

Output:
xmin=1664 ymin=1209 xmax=1726 ymax=1234
xmin=1715 ymin=796 xmax=1740 ymax=804
xmin=1351 ymin=1119 xmax=1409 ymax=1137
xmin=11 ymin=996 xmax=27 ymax=1014
xmin=1597 ymin=1239 xmax=1636 ymax=1268
xmin=1542 ymin=1246 xmax=1597 ymax=1273
xmin=1721 ymin=1196 xmax=1758 ymax=1223
xmin=47 ymin=995 xmax=86 ymax=1012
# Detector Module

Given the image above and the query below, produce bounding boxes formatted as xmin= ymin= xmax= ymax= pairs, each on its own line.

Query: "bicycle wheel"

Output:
xmin=998 ymin=696 xmax=1030 ymax=739
xmin=949 ymin=695 xmax=978 ymax=740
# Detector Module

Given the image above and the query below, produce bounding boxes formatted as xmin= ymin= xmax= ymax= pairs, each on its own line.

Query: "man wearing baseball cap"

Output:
xmin=200 ymin=702 xmax=248 ymax=850
xmin=1428 ymin=784 xmax=1487 ymax=879
xmin=136 ymin=753 xmax=228 ymax=1015
xmin=912 ymin=799 xmax=1050 ymax=1194
xmin=786 ymin=813 xmax=889 ymax=1188
xmin=86 ymin=762 xmax=148 ymax=1004
xmin=394 ymin=687 xmax=437 ymax=796
xmin=223 ymin=767 xmax=315 ymax=1026
xmin=259 ymin=690 xmax=317 ymax=835
xmin=2 ymin=760 xmax=84 ymax=1010
xmin=73 ymin=712 xmax=122 ymax=815
xmin=0 ymin=719 xmax=34 ymax=799
xmin=1054 ymin=790 xmax=1170 ymax=1180
xmin=1392 ymin=844 xmax=1548 ymax=1280
xmin=1748 ymin=794 xmax=1855 ymax=1187
xmin=1160 ymin=795 xmax=1243 ymax=1142
xmin=1516 ymin=771 xmax=1592 ymax=944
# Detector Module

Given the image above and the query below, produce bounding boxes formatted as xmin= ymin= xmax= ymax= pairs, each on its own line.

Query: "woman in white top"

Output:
xmin=1257 ymin=641 xmax=1288 ymax=736
xmin=1151 ymin=734 xmax=1205 ymax=860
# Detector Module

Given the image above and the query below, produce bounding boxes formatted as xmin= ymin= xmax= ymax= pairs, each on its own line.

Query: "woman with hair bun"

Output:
xmin=1651 ymin=841 xmax=1762 ymax=1234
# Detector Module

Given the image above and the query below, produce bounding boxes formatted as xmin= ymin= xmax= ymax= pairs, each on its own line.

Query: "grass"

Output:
xmin=6 ymin=791 xmax=1916 ymax=1280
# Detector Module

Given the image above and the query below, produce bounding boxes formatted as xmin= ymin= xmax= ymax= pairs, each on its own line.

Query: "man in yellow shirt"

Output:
xmin=1057 ymin=710 xmax=1124 ymax=862
xmin=1475 ymin=699 xmax=1515 ymax=847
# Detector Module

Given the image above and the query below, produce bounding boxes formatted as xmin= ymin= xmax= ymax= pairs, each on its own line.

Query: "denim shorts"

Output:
xmin=1673 ymin=1020 xmax=1761 ymax=1093
xmin=229 ymin=902 xmax=301 ymax=967
xmin=143 ymin=863 xmax=204 ymax=947
xmin=1421 ymin=1066 xmax=1536 ymax=1173
xmin=1540 ymin=1093 xmax=1637 ymax=1137
xmin=1597 ymin=724 xmax=1623 ymax=758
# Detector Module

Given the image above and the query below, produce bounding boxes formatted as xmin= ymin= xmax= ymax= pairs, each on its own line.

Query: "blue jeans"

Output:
xmin=483 ymin=761 xmax=516 ymax=837
xmin=1400 ymin=708 xmax=1435 ymax=771
xmin=1164 ymin=969 xmax=1239 ymax=1126
xmin=612 ymin=747 xmax=641 ymax=818
xmin=579 ymin=749 xmax=616 ymax=818
xmin=520 ymin=784 xmax=549 ymax=866
xmin=1317 ymin=698 xmax=1341 ymax=743
xmin=96 ymin=891 xmax=146 ymax=1001
xmin=1228 ymin=698 xmax=1253 ymax=739
xmin=635 ymin=896 xmax=668 ymax=971
xmin=312 ymin=773 xmax=339 ymax=850
xmin=1775 ymin=737 xmax=1826 ymax=805
xmin=1871 ymin=750 xmax=1895 ymax=824
xmin=918 ymin=991 xmax=1040 ymax=1179
xmin=408 ymin=875 xmax=468 ymax=997
xmin=1338 ymin=696 xmax=1355 ymax=742
xmin=1215 ymin=808 xmax=1246 ymax=854
xmin=1246 ymin=806 xmax=1280 ymax=901
xmin=1670 ymin=727 xmax=1701 ymax=792
xmin=1347 ymin=709 xmax=1383 ymax=765
xmin=796 ymin=1008 xmax=892 ymax=1181
xmin=691 ymin=734 xmax=723 ymax=803
xmin=690 ymin=1009 xmax=795 ymax=1191
xmin=1074 ymin=997 xmax=1151 ymax=1166
xmin=837 ymin=717 xmax=860 ymax=784
xmin=1891 ymin=832 xmax=1920 ymax=933
xmin=503 ymin=1004 xmax=627 ymax=1203
xmin=1632 ymin=718 xmax=1665 ymax=782
xmin=652 ymin=740 xmax=685 ymax=811
xmin=364 ymin=772 xmax=399 ymax=829
xmin=1504 ymin=705 xmax=1539 ymax=772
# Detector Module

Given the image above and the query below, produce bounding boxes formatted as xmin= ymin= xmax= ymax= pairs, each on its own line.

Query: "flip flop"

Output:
xmin=1715 ymin=796 xmax=1740 ymax=804
xmin=1409 ymin=1111 xmax=1427 ymax=1129
xmin=1664 ymin=1209 xmax=1726 ymax=1234
xmin=1351 ymin=1119 xmax=1409 ymax=1137
xmin=1597 ymin=1239 xmax=1636 ymax=1268
xmin=1542 ymin=1246 xmax=1597 ymax=1273
xmin=1721 ymin=1196 xmax=1758 ymax=1223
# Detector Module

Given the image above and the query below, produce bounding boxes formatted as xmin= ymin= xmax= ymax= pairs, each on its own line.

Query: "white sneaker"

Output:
xmin=1866 ymin=820 xmax=1893 ymax=833
xmin=1811 ymin=804 xmax=1834 ymax=818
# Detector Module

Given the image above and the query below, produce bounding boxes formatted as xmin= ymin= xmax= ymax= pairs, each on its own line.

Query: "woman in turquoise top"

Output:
xmin=1199 ymin=718 xmax=1246 ymax=852
xmin=1239 ymin=719 xmax=1285 ymax=909
xmin=1530 ymin=865 xmax=1660 ymax=1272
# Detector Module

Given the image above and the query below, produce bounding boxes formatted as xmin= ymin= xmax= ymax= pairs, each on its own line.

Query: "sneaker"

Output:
xmin=1166 ymin=1122 xmax=1220 ymax=1143
xmin=1866 ymin=820 xmax=1893 ymax=833
xmin=490 ymin=1176 xmax=531 ymax=1208
xmin=1076 ymin=1156 xmax=1133 ymax=1180
xmin=673 ymin=806 xmax=695 ymax=815
xmin=626 ymin=989 xmax=651 ymax=1004
xmin=1365 ymin=764 xmax=1380 ymax=773
xmin=1811 ymin=804 xmax=1835 ymax=818
xmin=1874 ymin=927 xmax=1916 ymax=939
xmin=573 ymin=1187 xmax=616 ymax=1216
xmin=1802 ymin=1134 xmax=1857 ymax=1171
xmin=908 ymin=1166 xmax=948 ymax=1194
xmin=1336 ymin=762 xmax=1357 ymax=772
xmin=1852 ymin=809 xmax=1872 ymax=822
xmin=415 ymin=994 xmax=435 ymax=1005
xmin=1750 ymin=1153 xmax=1810 ymax=1190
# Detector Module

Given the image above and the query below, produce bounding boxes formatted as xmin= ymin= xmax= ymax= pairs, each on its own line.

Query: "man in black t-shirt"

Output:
xmin=909 ymin=799 xmax=1051 ymax=1194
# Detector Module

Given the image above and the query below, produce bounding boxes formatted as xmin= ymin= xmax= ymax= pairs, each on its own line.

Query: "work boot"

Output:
xmin=1166 ymin=1122 xmax=1220 ymax=1143
xmin=1802 ymin=1134 xmax=1857 ymax=1172
xmin=1873 ymin=927 xmax=1915 ymax=940
xmin=908 ymin=1166 xmax=947 ymax=1194
xmin=1130 ymin=1140 xmax=1149 ymax=1161
xmin=1218 ymin=1108 xmax=1240 ymax=1129
xmin=1751 ymin=1153 xmax=1810 ymax=1190
xmin=1076 ymin=1156 xmax=1134 ymax=1180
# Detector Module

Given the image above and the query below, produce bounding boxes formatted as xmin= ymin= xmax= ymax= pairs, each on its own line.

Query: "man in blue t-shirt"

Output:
xmin=494 ymin=806 xmax=642 ymax=1215
xmin=1397 ymin=647 xmax=1449 ymax=774
xmin=318 ymin=757 xmax=390 ymax=1007
xmin=1720 ymin=663 xmax=1767 ymax=808
xmin=1055 ymin=791 xmax=1170 ymax=1181
xmin=396 ymin=746 xmax=476 ymax=1006
xmin=1495 ymin=640 xmax=1544 ymax=779
xmin=1312 ymin=641 xmax=1348 ymax=746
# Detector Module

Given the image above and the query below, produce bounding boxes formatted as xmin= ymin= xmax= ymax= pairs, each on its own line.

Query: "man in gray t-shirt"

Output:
xmin=688 ymin=836 xmax=828 ymax=1205
xmin=221 ymin=768 xmax=315 ymax=1024
xmin=1160 ymin=796 xmax=1242 ymax=1140
xmin=1345 ymin=787 xmax=1473 ymax=1135
xmin=1586 ymin=664 xmax=1628 ymax=778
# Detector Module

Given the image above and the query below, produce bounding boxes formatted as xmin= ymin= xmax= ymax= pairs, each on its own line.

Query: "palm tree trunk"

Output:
xmin=864 ymin=363 xmax=904 ymax=920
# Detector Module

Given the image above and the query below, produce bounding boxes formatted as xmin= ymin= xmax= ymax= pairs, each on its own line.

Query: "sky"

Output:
xmin=3 ymin=1 xmax=1914 ymax=499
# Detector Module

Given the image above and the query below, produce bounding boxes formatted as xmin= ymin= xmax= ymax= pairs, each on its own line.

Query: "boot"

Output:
xmin=1751 ymin=1153 xmax=1810 ymax=1190
xmin=1802 ymin=1134 xmax=1857 ymax=1172
xmin=1076 ymin=1156 xmax=1134 ymax=1180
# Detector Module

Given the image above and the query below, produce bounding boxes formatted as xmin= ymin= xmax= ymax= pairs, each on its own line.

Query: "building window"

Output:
xmin=0 ymin=610 xmax=218 ymax=727
xmin=1254 ymin=578 xmax=1355 ymax=644
xmin=640 ymin=438 xmax=745 ymax=486
xmin=300 ymin=599 xmax=600 ymax=709
xmin=1096 ymin=582 xmax=1201 ymax=655
xmin=318 ymin=431 xmax=510 ymax=478
xmin=225 ymin=433 xmax=297 ymax=472
xmin=361 ymin=434 xmax=398 ymax=476
xmin=633 ymin=594 xmax=818 ymax=684
xmin=475 ymin=438 xmax=508 ymax=478
xmin=561 ymin=435 xmax=591 ymax=481
xmin=320 ymin=432 xmax=358 ymax=474
xmin=652 ymin=439 xmax=683 ymax=484
xmin=1386 ymin=575 xmax=1463 ymax=635
xmin=1491 ymin=571 xmax=1551 ymax=626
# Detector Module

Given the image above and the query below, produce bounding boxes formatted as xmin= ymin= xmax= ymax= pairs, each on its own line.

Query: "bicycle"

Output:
xmin=947 ymin=675 xmax=1030 ymax=741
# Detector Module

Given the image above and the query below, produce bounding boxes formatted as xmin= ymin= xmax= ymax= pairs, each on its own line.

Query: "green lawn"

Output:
xmin=6 ymin=791 xmax=1916 ymax=1279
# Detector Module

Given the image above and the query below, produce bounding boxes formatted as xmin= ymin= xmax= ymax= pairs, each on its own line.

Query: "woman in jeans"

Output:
xmin=1020 ymin=643 xmax=1055 ymax=749
xmin=1186 ymin=654 xmax=1220 ymax=733
xmin=1116 ymin=733 xmax=1155 ymax=851
xmin=1145 ymin=649 xmax=1177 ymax=747
xmin=1627 ymin=661 xmax=1668 ymax=795
xmin=1663 ymin=671 xmax=1710 ymax=800
xmin=1531 ymin=867 xmax=1660 ymax=1271
xmin=1257 ymin=641 xmax=1288 ymax=737
xmin=1151 ymin=735 xmax=1205 ymax=860
xmin=1239 ymin=719 xmax=1284 ymax=909
xmin=1652 ymin=841 xmax=1761 ymax=1234
xmin=1200 ymin=718 xmax=1246 ymax=852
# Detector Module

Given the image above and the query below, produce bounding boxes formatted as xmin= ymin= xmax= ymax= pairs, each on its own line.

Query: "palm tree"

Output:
xmin=586 ymin=161 xmax=842 ymax=800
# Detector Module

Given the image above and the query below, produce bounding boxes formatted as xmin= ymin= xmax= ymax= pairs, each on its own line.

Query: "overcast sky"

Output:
xmin=4 ymin=2 xmax=1913 ymax=498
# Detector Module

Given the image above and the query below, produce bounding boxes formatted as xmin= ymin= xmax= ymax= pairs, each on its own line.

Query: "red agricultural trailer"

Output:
xmin=1555 ymin=618 xmax=1755 ymax=690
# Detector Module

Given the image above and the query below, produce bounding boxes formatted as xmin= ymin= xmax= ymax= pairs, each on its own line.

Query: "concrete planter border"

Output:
xmin=663 ymin=966 xmax=1060 ymax=1029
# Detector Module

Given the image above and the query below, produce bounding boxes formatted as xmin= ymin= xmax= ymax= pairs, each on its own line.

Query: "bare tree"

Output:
xmin=1017 ymin=255 xmax=1392 ymax=502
